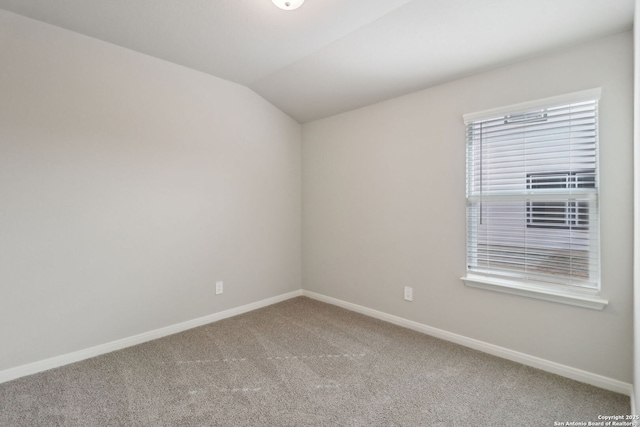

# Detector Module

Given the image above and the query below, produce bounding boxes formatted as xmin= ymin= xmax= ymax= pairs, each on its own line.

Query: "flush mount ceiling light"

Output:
xmin=272 ymin=0 xmax=305 ymax=10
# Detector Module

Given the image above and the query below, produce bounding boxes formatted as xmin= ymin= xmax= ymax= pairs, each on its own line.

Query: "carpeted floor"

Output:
xmin=0 ymin=297 xmax=631 ymax=426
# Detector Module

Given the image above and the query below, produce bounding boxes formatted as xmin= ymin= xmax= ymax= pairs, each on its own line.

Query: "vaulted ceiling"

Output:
xmin=0 ymin=0 xmax=633 ymax=122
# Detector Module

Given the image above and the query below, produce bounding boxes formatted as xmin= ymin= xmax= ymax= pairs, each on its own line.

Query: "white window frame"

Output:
xmin=461 ymin=89 xmax=608 ymax=310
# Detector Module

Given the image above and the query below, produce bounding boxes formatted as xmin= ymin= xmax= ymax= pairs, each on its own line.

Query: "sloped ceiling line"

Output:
xmin=0 ymin=0 xmax=634 ymax=122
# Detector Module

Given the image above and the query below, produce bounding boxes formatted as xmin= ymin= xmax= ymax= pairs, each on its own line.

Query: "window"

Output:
xmin=461 ymin=89 xmax=607 ymax=309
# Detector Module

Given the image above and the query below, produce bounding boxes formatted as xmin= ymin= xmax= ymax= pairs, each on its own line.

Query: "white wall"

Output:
xmin=0 ymin=10 xmax=301 ymax=371
xmin=303 ymin=32 xmax=633 ymax=383
xmin=633 ymin=0 xmax=639 ymax=412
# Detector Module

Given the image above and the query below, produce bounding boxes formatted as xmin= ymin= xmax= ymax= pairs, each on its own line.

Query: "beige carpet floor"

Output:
xmin=0 ymin=296 xmax=631 ymax=426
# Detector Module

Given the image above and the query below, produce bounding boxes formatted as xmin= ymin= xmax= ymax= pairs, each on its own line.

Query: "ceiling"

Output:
xmin=0 ymin=0 xmax=633 ymax=123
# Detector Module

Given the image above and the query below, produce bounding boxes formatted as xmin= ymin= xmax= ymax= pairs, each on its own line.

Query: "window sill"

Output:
xmin=461 ymin=275 xmax=608 ymax=310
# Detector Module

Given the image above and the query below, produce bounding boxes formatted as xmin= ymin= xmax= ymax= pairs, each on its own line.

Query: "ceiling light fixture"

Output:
xmin=272 ymin=0 xmax=305 ymax=10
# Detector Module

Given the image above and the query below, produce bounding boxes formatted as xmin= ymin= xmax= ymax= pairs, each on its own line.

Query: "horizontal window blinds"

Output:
xmin=465 ymin=98 xmax=599 ymax=289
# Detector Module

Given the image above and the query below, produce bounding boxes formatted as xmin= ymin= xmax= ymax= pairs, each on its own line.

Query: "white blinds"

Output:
xmin=465 ymin=96 xmax=600 ymax=290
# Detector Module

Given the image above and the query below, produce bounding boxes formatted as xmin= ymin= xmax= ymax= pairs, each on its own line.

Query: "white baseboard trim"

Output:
xmin=302 ymin=290 xmax=633 ymax=396
xmin=0 ymin=290 xmax=303 ymax=385
xmin=631 ymin=389 xmax=637 ymax=416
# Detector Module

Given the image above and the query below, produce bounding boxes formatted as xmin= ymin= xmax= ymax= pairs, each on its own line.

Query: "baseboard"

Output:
xmin=3 ymin=288 xmax=632 ymax=399
xmin=302 ymin=290 xmax=633 ymax=396
xmin=0 ymin=289 xmax=303 ymax=385
xmin=631 ymin=388 xmax=637 ymax=416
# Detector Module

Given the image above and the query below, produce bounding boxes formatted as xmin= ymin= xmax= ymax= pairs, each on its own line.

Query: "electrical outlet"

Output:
xmin=216 ymin=281 xmax=224 ymax=295
xmin=404 ymin=286 xmax=413 ymax=301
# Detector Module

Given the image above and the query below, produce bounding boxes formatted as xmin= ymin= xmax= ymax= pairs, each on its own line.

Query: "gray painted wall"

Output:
xmin=302 ymin=32 xmax=633 ymax=382
xmin=0 ymin=10 xmax=301 ymax=371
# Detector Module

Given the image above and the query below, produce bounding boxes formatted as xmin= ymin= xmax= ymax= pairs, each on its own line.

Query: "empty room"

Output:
xmin=0 ymin=0 xmax=638 ymax=425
